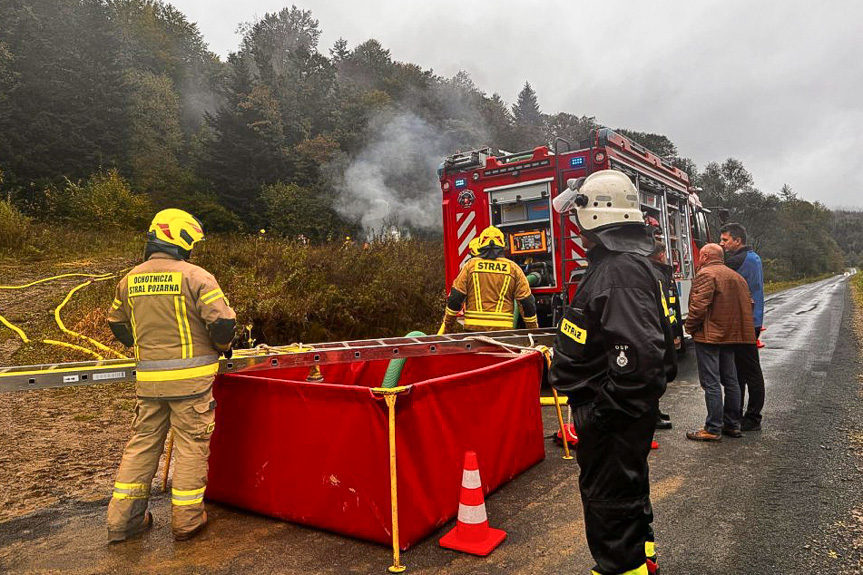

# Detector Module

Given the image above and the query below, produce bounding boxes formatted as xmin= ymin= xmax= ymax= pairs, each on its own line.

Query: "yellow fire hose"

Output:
xmin=55 ymin=279 xmax=128 ymax=360
xmin=0 ymin=270 xmax=127 ymax=361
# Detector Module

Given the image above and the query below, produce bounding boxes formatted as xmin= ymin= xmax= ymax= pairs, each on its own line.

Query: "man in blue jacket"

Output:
xmin=720 ymin=222 xmax=766 ymax=431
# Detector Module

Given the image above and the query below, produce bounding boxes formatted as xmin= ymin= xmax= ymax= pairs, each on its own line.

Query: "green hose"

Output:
xmin=381 ymin=330 xmax=427 ymax=388
xmin=513 ymin=272 xmax=542 ymax=328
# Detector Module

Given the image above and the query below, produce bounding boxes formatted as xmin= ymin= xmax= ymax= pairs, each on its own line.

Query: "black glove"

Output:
xmin=221 ymin=348 xmax=233 ymax=360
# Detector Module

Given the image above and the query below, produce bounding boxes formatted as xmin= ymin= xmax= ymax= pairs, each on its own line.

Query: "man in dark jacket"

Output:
xmin=550 ymin=170 xmax=670 ymax=575
xmin=721 ymin=222 xmax=766 ymax=431
xmin=648 ymin=241 xmax=679 ymax=430
xmin=685 ymin=243 xmax=756 ymax=442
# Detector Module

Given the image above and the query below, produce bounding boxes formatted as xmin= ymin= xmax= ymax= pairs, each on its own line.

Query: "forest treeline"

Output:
xmin=0 ymin=0 xmax=859 ymax=279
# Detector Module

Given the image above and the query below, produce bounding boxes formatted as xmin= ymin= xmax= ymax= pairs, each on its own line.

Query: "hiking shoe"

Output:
xmin=686 ymin=429 xmax=721 ymax=442
xmin=741 ymin=419 xmax=762 ymax=432
xmin=659 ymin=410 xmax=671 ymax=421
xmin=108 ymin=511 xmax=153 ymax=543
xmin=721 ymin=427 xmax=743 ymax=438
xmin=174 ymin=511 xmax=208 ymax=541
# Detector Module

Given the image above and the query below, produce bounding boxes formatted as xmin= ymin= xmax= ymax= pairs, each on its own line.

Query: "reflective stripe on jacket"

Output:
xmin=108 ymin=253 xmax=236 ymax=398
xmin=449 ymin=257 xmax=535 ymax=330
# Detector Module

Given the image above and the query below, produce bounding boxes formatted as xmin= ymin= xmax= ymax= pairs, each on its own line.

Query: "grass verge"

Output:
xmin=764 ymin=272 xmax=837 ymax=295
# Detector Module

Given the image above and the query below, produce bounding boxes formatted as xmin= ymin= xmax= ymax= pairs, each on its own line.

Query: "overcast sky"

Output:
xmin=168 ymin=0 xmax=862 ymax=209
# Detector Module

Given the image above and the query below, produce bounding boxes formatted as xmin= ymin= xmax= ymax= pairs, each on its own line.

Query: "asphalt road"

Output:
xmin=1 ymin=275 xmax=860 ymax=574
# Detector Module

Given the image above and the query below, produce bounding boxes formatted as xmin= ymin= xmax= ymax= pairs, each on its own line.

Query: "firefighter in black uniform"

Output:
xmin=549 ymin=170 xmax=671 ymax=575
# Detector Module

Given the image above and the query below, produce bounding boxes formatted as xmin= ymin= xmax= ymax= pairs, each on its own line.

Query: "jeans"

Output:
xmin=694 ymin=343 xmax=741 ymax=433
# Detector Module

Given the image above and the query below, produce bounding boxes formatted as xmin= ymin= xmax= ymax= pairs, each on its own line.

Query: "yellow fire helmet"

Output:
xmin=468 ymin=237 xmax=481 ymax=256
xmin=477 ymin=225 xmax=505 ymax=249
xmin=146 ymin=208 xmax=204 ymax=260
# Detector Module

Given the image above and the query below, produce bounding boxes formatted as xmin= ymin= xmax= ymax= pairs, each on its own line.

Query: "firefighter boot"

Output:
xmin=589 ymin=565 xmax=649 ymax=575
xmin=168 ymin=392 xmax=216 ymax=540
xmin=645 ymin=531 xmax=659 ymax=574
xmin=108 ymin=511 xmax=153 ymax=543
xmin=106 ymin=398 xmax=171 ymax=542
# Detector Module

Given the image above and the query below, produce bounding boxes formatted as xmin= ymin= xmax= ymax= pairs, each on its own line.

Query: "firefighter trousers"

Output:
xmin=571 ymin=402 xmax=656 ymax=575
xmin=106 ymin=388 xmax=216 ymax=539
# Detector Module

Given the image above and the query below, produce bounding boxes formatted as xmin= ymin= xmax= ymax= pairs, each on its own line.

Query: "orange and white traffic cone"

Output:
xmin=554 ymin=423 xmax=579 ymax=447
xmin=439 ymin=451 xmax=507 ymax=556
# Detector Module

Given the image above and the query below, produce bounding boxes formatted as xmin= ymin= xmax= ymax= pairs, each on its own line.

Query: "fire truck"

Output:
xmin=439 ymin=128 xmax=714 ymax=327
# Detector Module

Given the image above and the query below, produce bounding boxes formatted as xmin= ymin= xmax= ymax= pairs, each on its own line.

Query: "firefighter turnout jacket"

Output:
xmin=549 ymin=244 xmax=668 ymax=423
xmin=108 ymin=252 xmax=236 ymax=399
xmin=106 ymin=251 xmax=236 ymax=541
xmin=443 ymin=256 xmax=538 ymax=332
xmin=550 ymin=243 xmax=669 ymax=575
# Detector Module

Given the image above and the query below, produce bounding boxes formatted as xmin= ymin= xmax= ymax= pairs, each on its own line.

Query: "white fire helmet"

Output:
xmin=552 ymin=169 xmax=642 ymax=232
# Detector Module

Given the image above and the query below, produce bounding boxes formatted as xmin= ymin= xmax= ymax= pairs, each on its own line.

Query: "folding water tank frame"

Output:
xmin=207 ymin=348 xmax=546 ymax=570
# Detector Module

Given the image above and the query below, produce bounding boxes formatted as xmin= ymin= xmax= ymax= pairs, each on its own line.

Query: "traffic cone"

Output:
xmin=439 ymin=451 xmax=507 ymax=556
xmin=554 ymin=423 xmax=579 ymax=447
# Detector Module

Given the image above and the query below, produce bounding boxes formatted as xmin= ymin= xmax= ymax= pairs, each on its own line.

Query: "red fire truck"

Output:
xmin=439 ymin=128 xmax=714 ymax=327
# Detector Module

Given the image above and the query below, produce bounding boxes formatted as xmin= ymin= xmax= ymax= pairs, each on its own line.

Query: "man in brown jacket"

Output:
xmin=684 ymin=243 xmax=755 ymax=442
xmin=106 ymin=209 xmax=236 ymax=542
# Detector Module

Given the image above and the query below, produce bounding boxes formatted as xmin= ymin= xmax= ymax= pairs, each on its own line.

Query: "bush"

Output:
xmin=193 ymin=235 xmax=446 ymax=345
xmin=260 ymin=182 xmax=354 ymax=242
xmin=59 ymin=169 xmax=152 ymax=230
xmin=0 ymin=199 xmax=31 ymax=254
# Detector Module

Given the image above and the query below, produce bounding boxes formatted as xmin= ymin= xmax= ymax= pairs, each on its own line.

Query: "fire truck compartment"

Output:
xmin=206 ymin=351 xmax=546 ymax=549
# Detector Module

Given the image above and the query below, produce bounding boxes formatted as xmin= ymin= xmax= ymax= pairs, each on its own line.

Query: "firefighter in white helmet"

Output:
xmin=441 ymin=226 xmax=538 ymax=333
xmin=549 ymin=170 xmax=674 ymax=575
xmin=106 ymin=208 xmax=236 ymax=542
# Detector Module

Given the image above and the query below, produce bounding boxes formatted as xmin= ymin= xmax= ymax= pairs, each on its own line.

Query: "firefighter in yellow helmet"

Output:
xmin=106 ymin=209 xmax=236 ymax=542
xmin=441 ymin=226 xmax=538 ymax=333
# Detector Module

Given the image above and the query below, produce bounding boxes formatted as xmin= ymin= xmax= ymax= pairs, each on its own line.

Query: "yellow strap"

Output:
xmin=472 ymin=272 xmax=482 ymax=311
xmin=444 ymin=307 xmax=459 ymax=316
xmin=136 ymin=362 xmax=219 ymax=382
